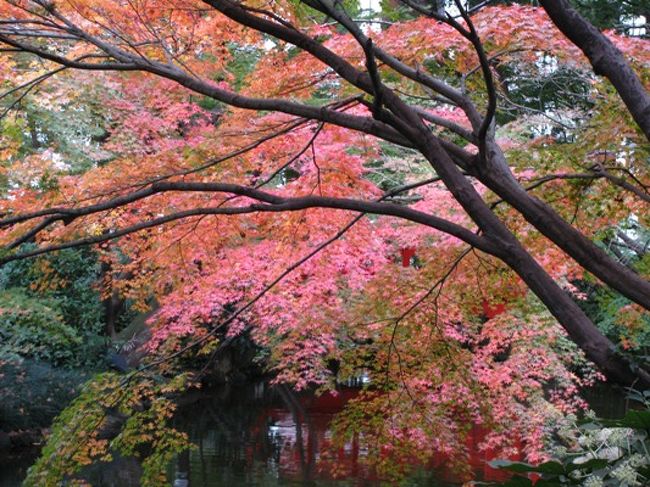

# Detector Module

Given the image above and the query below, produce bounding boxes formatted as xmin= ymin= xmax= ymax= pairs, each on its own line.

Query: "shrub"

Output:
xmin=0 ymin=289 xmax=81 ymax=366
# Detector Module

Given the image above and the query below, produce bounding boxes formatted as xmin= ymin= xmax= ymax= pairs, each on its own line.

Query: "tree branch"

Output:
xmin=540 ymin=0 xmax=650 ymax=142
xmin=0 ymin=181 xmax=496 ymax=264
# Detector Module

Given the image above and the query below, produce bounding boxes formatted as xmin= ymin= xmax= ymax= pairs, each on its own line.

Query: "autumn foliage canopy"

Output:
xmin=0 ymin=0 xmax=649 ymax=481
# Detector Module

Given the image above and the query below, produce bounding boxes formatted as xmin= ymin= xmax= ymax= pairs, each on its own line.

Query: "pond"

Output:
xmin=1 ymin=382 xmax=628 ymax=486
xmin=165 ymin=382 xmax=512 ymax=486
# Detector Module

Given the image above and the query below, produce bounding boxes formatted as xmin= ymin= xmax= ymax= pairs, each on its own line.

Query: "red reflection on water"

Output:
xmin=244 ymin=388 xmax=522 ymax=484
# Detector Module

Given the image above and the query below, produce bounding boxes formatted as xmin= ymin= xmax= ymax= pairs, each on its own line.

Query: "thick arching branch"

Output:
xmin=0 ymin=33 xmax=139 ymax=70
xmin=0 ymin=14 xmax=410 ymax=146
xmin=0 ymin=182 xmax=496 ymax=259
xmin=1 ymin=0 xmax=649 ymax=387
xmin=304 ymin=0 xmax=483 ymax=129
xmin=540 ymin=0 xmax=650 ymax=142
xmin=397 ymin=0 xmax=496 ymax=155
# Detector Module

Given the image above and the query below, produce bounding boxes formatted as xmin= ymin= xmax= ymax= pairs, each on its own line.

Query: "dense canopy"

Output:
xmin=0 ymin=0 xmax=648 ymax=484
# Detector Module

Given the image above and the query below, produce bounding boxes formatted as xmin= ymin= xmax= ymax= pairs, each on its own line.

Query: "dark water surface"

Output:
xmin=1 ymin=382 xmax=629 ymax=486
xmin=166 ymin=382 xmax=496 ymax=487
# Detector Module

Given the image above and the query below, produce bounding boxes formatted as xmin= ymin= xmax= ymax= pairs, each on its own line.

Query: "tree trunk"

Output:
xmin=540 ymin=0 xmax=650 ymax=141
xmin=384 ymin=92 xmax=650 ymax=387
xmin=498 ymin=237 xmax=650 ymax=389
xmin=477 ymin=143 xmax=650 ymax=312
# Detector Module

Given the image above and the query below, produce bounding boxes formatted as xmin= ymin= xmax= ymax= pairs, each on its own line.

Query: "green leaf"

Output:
xmin=566 ymin=458 xmax=609 ymax=473
xmin=490 ymin=459 xmax=565 ymax=475
xmin=599 ymin=410 xmax=650 ymax=429
xmin=499 ymin=477 xmax=535 ymax=487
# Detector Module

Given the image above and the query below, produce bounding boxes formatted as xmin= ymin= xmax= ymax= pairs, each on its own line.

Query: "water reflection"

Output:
xmin=1 ymin=383 xmax=629 ymax=486
xmin=169 ymin=382 xmax=512 ymax=486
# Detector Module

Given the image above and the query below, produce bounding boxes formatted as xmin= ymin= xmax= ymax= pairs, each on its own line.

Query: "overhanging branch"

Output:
xmin=0 ymin=181 xmax=495 ymax=262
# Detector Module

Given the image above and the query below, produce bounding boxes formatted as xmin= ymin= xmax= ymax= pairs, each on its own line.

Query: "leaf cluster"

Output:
xmin=483 ymin=397 xmax=650 ymax=486
xmin=24 ymin=372 xmax=192 ymax=487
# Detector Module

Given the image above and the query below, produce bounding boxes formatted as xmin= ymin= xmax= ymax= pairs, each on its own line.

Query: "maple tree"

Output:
xmin=0 ymin=0 xmax=649 ymax=481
